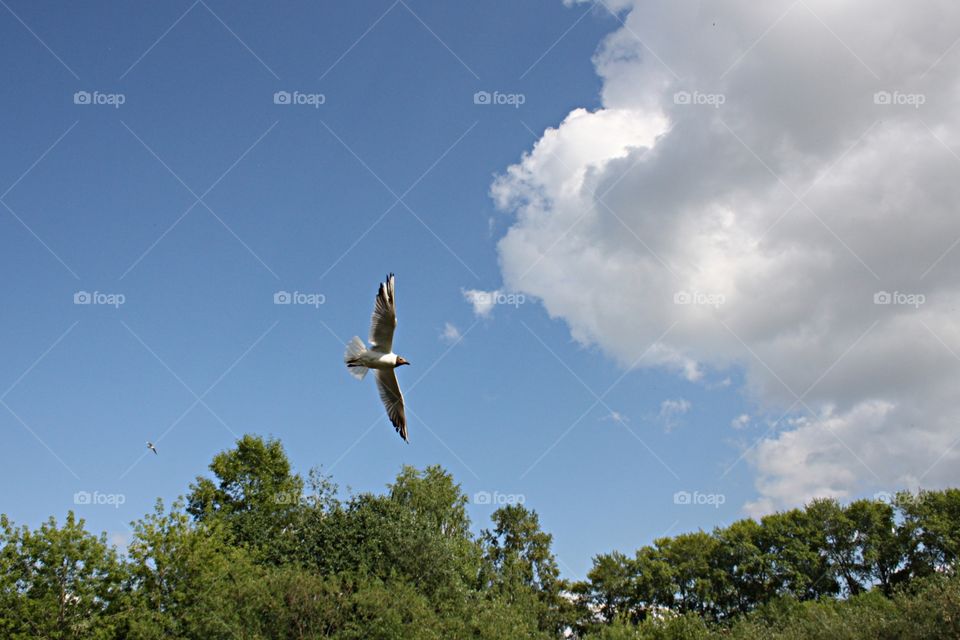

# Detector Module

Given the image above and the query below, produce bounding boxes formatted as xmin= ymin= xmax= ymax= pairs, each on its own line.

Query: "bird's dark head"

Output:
xmin=395 ymin=356 xmax=411 ymax=367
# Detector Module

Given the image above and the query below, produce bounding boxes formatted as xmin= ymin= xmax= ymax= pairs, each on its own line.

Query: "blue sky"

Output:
xmin=5 ymin=0 xmax=954 ymax=580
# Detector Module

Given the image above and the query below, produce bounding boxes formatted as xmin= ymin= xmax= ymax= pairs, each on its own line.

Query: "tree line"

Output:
xmin=0 ymin=434 xmax=957 ymax=639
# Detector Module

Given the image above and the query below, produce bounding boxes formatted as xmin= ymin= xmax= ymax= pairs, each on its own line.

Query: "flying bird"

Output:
xmin=344 ymin=273 xmax=411 ymax=442
xmin=146 ymin=441 xmax=158 ymax=455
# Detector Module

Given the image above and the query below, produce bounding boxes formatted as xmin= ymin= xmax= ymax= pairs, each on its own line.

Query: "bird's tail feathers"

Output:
xmin=344 ymin=336 xmax=369 ymax=380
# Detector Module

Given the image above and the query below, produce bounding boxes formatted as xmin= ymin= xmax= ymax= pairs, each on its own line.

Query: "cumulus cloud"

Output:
xmin=493 ymin=0 xmax=960 ymax=512
xmin=462 ymin=288 xmax=500 ymax=317
xmin=731 ymin=414 xmax=751 ymax=430
xmin=658 ymin=398 xmax=692 ymax=431
xmin=440 ymin=322 xmax=462 ymax=344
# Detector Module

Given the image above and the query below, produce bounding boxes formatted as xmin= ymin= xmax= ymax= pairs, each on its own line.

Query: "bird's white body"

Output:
xmin=355 ymin=350 xmax=400 ymax=370
xmin=344 ymin=335 xmax=399 ymax=377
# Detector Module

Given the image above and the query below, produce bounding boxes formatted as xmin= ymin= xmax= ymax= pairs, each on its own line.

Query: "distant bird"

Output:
xmin=146 ymin=441 xmax=157 ymax=455
xmin=344 ymin=273 xmax=411 ymax=442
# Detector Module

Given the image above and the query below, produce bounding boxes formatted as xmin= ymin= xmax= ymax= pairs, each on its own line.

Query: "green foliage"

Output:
xmin=121 ymin=498 xmax=275 ymax=639
xmin=0 ymin=512 xmax=126 ymax=639
xmin=480 ymin=503 xmax=569 ymax=634
xmin=186 ymin=434 xmax=304 ymax=562
xmin=579 ymin=491 xmax=960 ymax=633
xmin=708 ymin=573 xmax=960 ymax=640
xmin=1 ymin=434 xmax=958 ymax=639
xmin=580 ymin=574 xmax=960 ymax=639
xmin=898 ymin=489 xmax=960 ymax=580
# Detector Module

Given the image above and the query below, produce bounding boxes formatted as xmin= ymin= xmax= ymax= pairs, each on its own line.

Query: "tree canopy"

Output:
xmin=1 ymin=434 xmax=957 ymax=639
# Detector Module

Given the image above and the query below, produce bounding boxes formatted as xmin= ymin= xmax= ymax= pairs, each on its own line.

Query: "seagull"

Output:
xmin=344 ymin=273 xmax=411 ymax=442
xmin=146 ymin=441 xmax=157 ymax=455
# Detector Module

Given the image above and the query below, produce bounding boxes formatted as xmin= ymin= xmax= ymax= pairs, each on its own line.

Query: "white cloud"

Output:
xmin=602 ymin=410 xmax=630 ymax=424
xmin=493 ymin=0 xmax=960 ymax=513
xmin=658 ymin=398 xmax=691 ymax=431
xmin=462 ymin=288 xmax=500 ymax=318
xmin=440 ymin=322 xmax=462 ymax=344
xmin=731 ymin=414 xmax=750 ymax=430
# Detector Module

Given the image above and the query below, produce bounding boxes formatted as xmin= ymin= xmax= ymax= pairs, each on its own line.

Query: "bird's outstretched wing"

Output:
xmin=369 ymin=273 xmax=397 ymax=353
xmin=375 ymin=368 xmax=407 ymax=442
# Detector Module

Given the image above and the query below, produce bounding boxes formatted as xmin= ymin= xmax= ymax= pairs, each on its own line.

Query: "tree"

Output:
xmin=756 ymin=508 xmax=838 ymax=600
xmin=186 ymin=434 xmax=304 ymax=561
xmin=631 ymin=543 xmax=677 ymax=617
xmin=480 ymin=504 xmax=567 ymax=634
xmin=389 ymin=465 xmax=471 ymax=540
xmin=301 ymin=465 xmax=480 ymax=608
xmin=255 ymin=566 xmax=347 ymax=639
xmin=845 ymin=499 xmax=906 ymax=595
xmin=657 ymin=532 xmax=722 ymax=617
xmin=582 ymin=551 xmax=636 ymax=623
xmin=711 ymin=518 xmax=773 ymax=616
xmin=806 ymin=498 xmax=864 ymax=596
xmin=0 ymin=512 xmax=125 ymax=640
xmin=898 ymin=489 xmax=960 ymax=580
xmin=4 ymin=434 xmax=960 ymax=638
xmin=123 ymin=499 xmax=268 ymax=640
